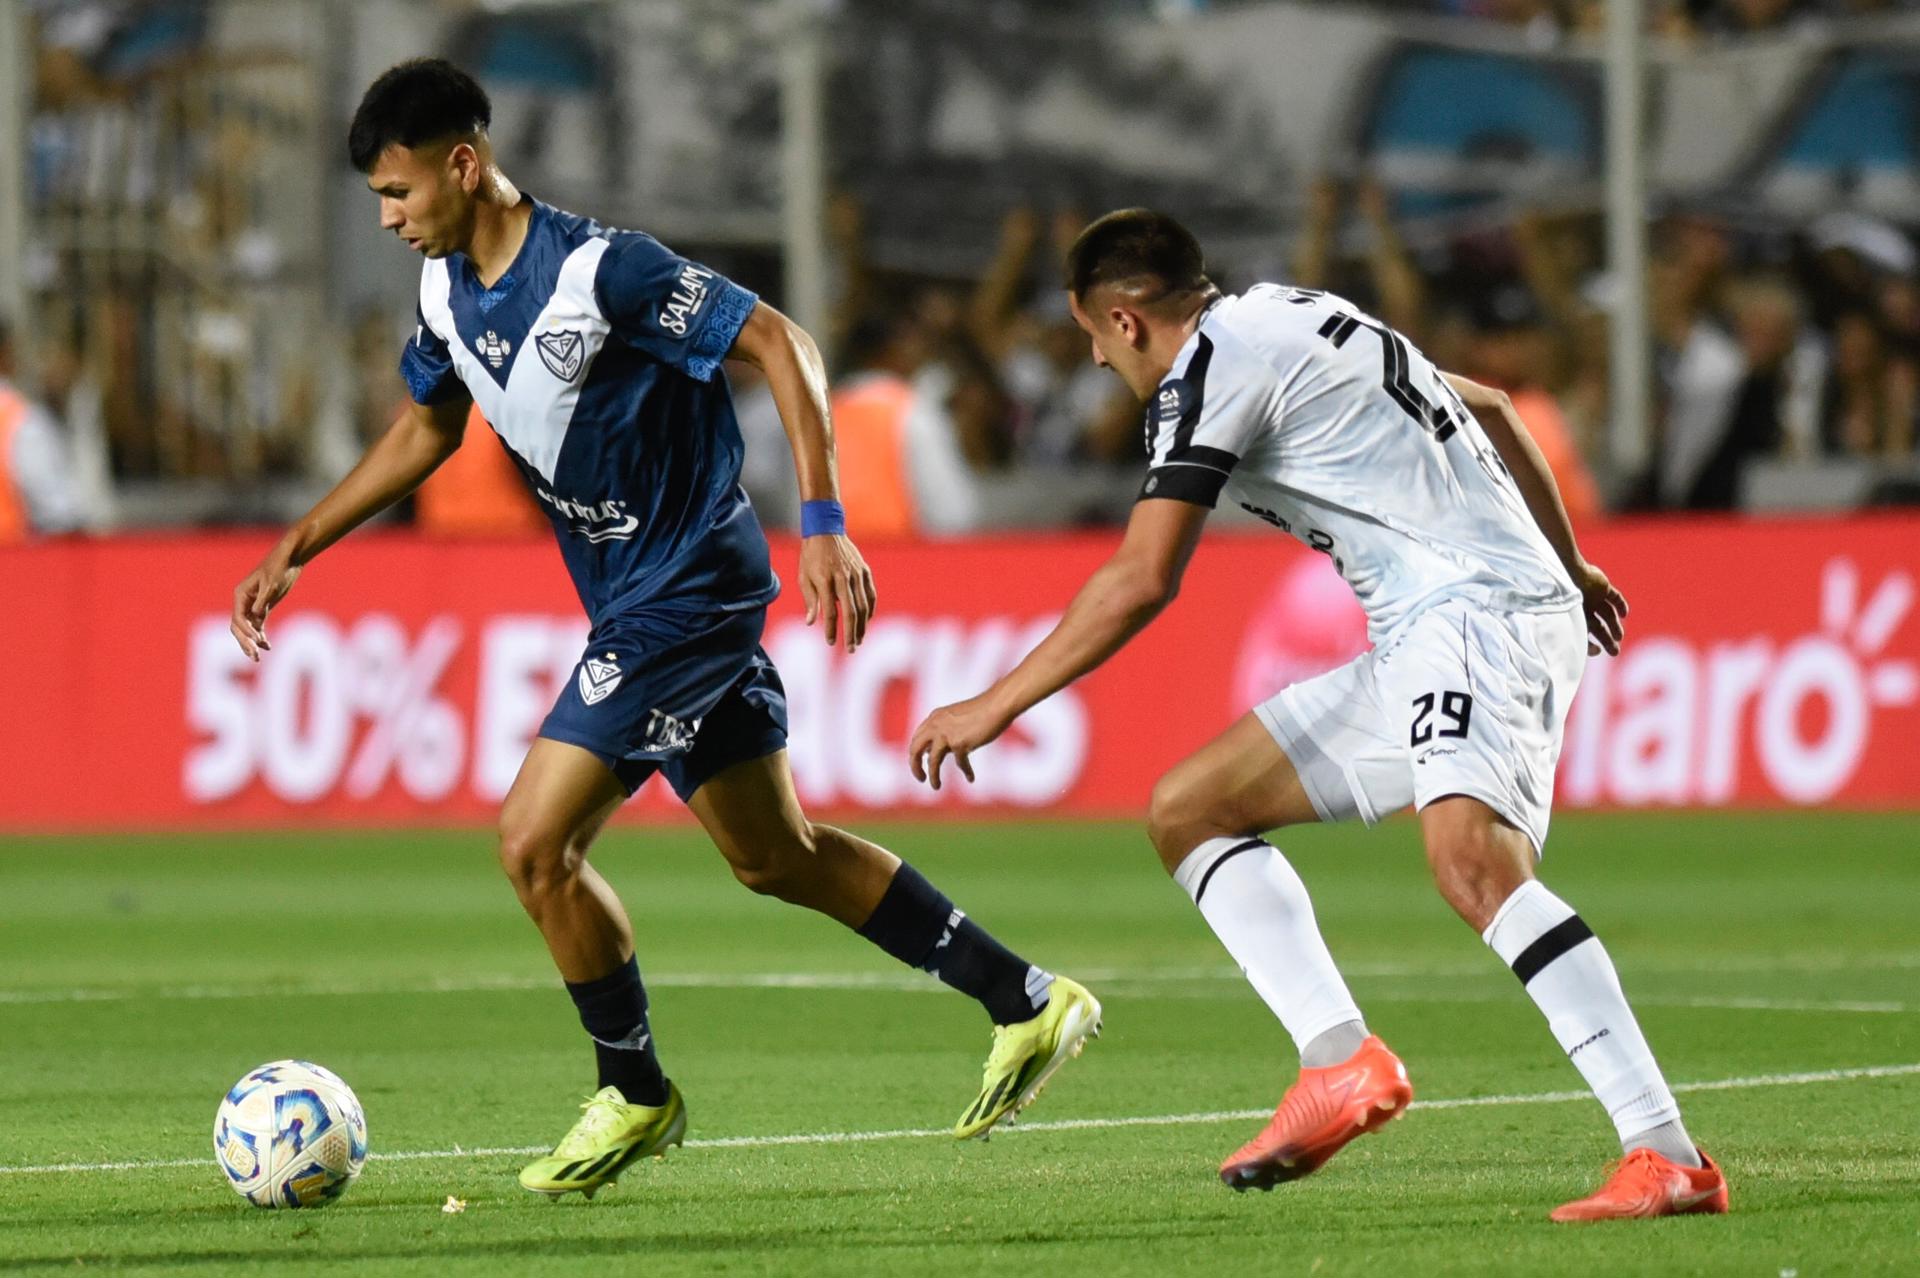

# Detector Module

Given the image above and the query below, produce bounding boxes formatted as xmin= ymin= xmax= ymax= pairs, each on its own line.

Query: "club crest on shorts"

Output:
xmin=536 ymin=328 xmax=585 ymax=382
xmin=578 ymin=654 xmax=622 ymax=706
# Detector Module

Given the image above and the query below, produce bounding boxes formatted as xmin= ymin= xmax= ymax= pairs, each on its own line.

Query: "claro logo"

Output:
xmin=1561 ymin=559 xmax=1917 ymax=806
xmin=1233 ymin=555 xmax=1917 ymax=809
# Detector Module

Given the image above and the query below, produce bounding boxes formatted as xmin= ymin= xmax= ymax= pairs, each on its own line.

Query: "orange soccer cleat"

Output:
xmin=1550 ymin=1147 xmax=1729 ymax=1222
xmin=1219 ymin=1035 xmax=1413 ymax=1191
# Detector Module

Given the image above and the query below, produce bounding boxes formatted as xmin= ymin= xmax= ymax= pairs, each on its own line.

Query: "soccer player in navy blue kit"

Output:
xmin=228 ymin=59 xmax=1100 ymax=1198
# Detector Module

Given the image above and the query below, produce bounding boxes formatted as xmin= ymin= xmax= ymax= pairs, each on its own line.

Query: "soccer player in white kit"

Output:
xmin=908 ymin=209 xmax=1729 ymax=1221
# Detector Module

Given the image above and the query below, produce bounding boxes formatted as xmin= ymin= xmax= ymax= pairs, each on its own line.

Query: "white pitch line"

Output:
xmin=0 ymin=968 xmax=1237 ymax=1006
xmin=1650 ymin=996 xmax=1908 ymax=1015
xmin=2 ymin=1061 xmax=1915 ymax=1178
xmin=0 ymin=964 xmax=1498 ymax=1007
xmin=0 ymin=964 xmax=1911 ymax=1012
xmin=1114 ymin=984 xmax=1908 ymax=1015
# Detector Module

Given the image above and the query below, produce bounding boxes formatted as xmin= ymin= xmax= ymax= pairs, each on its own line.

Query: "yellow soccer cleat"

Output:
xmin=518 ymin=1082 xmax=687 ymax=1200
xmin=954 ymin=975 xmax=1102 ymax=1140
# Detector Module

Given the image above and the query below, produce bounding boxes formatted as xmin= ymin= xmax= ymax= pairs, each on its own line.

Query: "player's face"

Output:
xmin=364 ymin=143 xmax=475 ymax=259
xmin=1069 ymin=290 xmax=1157 ymax=399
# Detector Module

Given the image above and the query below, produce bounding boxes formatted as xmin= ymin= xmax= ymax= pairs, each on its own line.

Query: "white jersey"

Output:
xmin=1142 ymin=284 xmax=1577 ymax=641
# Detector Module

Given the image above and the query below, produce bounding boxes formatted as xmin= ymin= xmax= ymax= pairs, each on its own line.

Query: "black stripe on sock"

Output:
xmin=1510 ymin=915 xmax=1596 ymax=985
xmin=1194 ymin=838 xmax=1267 ymax=905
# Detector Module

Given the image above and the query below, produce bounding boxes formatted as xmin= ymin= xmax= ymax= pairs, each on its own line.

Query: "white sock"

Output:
xmin=1482 ymin=880 xmax=1700 ymax=1167
xmin=1174 ymin=837 xmax=1367 ymax=1063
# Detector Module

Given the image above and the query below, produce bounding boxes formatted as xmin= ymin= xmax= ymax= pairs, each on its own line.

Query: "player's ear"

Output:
xmin=1109 ymin=305 xmax=1146 ymax=350
xmin=448 ymin=141 xmax=480 ymax=194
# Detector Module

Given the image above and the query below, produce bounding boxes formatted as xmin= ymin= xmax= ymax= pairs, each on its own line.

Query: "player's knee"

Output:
xmin=496 ymin=821 xmax=581 ymax=903
xmin=728 ymin=855 xmax=794 ymax=899
xmin=1424 ymin=820 xmax=1530 ymax=931
xmin=725 ymin=822 xmax=820 ymax=902
xmin=1144 ymin=774 xmax=1190 ymax=871
xmin=1147 ymin=771 xmax=1225 ymax=874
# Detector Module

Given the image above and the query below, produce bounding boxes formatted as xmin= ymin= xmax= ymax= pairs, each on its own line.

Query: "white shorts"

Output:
xmin=1254 ymin=598 xmax=1586 ymax=853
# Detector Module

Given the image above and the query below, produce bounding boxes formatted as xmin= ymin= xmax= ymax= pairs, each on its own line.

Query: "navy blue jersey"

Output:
xmin=399 ymin=200 xmax=776 ymax=622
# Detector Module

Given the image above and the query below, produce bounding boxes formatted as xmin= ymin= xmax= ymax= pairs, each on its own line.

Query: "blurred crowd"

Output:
xmin=12 ymin=0 xmax=323 ymax=538
xmin=711 ymin=182 xmax=1920 ymax=539
xmin=1286 ymin=180 xmax=1920 ymax=519
xmin=5 ymin=0 xmax=1920 ymax=544
xmin=12 ymin=183 xmax=1920 ymax=542
xmin=1403 ymin=0 xmax=1915 ymax=39
xmin=728 ymin=199 xmax=1146 ymax=536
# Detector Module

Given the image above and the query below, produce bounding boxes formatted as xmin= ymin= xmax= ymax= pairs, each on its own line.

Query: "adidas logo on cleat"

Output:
xmin=954 ymin=979 xmax=1103 ymax=1141
xmin=521 ymin=1084 xmax=689 ymax=1200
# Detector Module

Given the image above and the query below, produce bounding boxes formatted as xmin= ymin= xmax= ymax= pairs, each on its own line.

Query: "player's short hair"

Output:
xmin=348 ymin=58 xmax=492 ymax=173
xmin=1065 ymin=208 xmax=1212 ymax=303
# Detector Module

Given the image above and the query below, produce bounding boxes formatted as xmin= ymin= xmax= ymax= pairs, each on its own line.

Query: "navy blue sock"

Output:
xmin=564 ymin=955 xmax=669 ymax=1106
xmin=857 ymin=862 xmax=1052 ymax=1025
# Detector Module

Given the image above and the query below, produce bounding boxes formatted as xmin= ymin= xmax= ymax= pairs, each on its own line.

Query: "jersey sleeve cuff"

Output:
xmin=398 ymin=345 xmax=462 ymax=404
xmin=684 ymin=282 xmax=759 ymax=382
xmin=1138 ymin=463 xmax=1229 ymax=507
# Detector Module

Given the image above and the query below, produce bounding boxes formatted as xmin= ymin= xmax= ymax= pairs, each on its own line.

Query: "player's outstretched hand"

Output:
xmin=908 ymin=696 xmax=1012 ymax=791
xmin=230 ymin=544 xmax=301 ymax=662
xmin=800 ymin=533 xmax=877 ymax=654
xmin=1574 ymin=559 xmax=1627 ymax=656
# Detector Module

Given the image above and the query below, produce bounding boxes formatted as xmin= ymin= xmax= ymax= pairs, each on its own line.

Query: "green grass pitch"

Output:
xmin=2 ymin=812 xmax=1916 ymax=1275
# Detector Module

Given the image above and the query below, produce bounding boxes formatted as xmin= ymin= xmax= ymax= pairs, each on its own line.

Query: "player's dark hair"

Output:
xmin=348 ymin=58 xmax=492 ymax=172
xmin=1064 ymin=208 xmax=1212 ymax=303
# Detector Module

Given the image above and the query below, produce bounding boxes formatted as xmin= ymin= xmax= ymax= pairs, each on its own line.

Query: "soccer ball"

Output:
xmin=213 ymin=1060 xmax=368 ymax=1208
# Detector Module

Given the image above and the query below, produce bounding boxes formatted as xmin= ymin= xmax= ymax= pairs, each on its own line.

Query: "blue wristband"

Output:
xmin=801 ymin=499 xmax=846 ymax=538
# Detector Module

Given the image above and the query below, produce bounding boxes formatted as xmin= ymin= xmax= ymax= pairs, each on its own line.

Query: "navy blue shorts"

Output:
xmin=538 ymin=604 xmax=789 ymax=802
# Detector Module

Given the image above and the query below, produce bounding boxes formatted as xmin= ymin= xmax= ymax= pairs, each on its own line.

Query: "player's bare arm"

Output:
xmin=909 ymin=497 xmax=1210 ymax=789
xmin=1442 ymin=371 xmax=1627 ymax=656
xmin=229 ymin=392 xmax=471 ymax=661
xmin=728 ymin=299 xmax=876 ymax=653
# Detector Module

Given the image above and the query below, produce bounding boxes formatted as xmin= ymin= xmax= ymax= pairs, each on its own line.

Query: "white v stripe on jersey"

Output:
xmin=417 ymin=238 xmax=613 ymax=484
xmin=398 ymin=199 xmax=774 ymax=624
